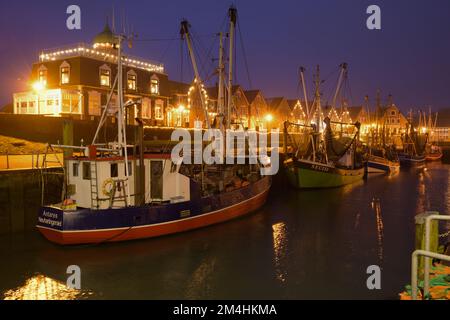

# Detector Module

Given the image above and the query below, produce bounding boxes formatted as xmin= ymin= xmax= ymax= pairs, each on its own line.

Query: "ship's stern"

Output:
xmin=37 ymin=206 xmax=65 ymax=244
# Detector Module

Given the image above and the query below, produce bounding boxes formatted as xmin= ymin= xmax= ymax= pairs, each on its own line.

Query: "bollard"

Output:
xmin=415 ymin=211 xmax=439 ymax=279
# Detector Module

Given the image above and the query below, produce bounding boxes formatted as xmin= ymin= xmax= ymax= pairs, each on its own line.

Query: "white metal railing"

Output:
xmin=411 ymin=250 xmax=450 ymax=300
xmin=411 ymin=214 xmax=450 ymax=300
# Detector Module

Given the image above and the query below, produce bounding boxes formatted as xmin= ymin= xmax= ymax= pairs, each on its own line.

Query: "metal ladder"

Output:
xmin=90 ymin=161 xmax=99 ymax=210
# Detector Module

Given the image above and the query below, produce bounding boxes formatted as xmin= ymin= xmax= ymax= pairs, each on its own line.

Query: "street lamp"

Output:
xmin=32 ymin=81 xmax=46 ymax=92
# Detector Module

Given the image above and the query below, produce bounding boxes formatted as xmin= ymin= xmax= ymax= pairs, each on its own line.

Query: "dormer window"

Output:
xmin=150 ymin=75 xmax=159 ymax=95
xmin=100 ymin=65 xmax=111 ymax=87
xmin=38 ymin=65 xmax=48 ymax=86
xmin=60 ymin=61 xmax=70 ymax=85
xmin=127 ymin=70 xmax=137 ymax=91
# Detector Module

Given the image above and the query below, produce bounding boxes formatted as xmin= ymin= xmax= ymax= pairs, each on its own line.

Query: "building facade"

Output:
xmin=13 ymin=24 xmax=170 ymax=127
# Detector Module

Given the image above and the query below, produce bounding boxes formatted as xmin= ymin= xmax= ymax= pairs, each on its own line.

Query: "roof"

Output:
xmin=435 ymin=110 xmax=450 ymax=127
xmin=244 ymin=90 xmax=261 ymax=104
xmin=168 ymin=80 xmax=191 ymax=95
xmin=287 ymin=99 xmax=300 ymax=110
xmin=347 ymin=106 xmax=363 ymax=121
xmin=266 ymin=97 xmax=287 ymax=111
xmin=205 ymin=85 xmax=246 ymax=101
xmin=93 ymin=23 xmax=118 ymax=46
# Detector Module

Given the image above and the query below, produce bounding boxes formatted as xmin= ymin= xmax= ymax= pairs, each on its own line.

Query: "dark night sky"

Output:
xmin=1 ymin=0 xmax=450 ymax=111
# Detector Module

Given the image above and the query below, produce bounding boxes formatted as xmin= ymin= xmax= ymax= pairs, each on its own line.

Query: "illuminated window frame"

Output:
xmin=38 ymin=65 xmax=48 ymax=86
xmin=127 ymin=70 xmax=137 ymax=91
xmin=150 ymin=75 xmax=159 ymax=95
xmin=154 ymin=100 xmax=164 ymax=120
xmin=60 ymin=61 xmax=71 ymax=85
xmin=99 ymin=64 xmax=111 ymax=88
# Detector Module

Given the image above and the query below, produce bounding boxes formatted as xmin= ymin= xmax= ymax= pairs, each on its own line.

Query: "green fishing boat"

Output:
xmin=284 ymin=158 xmax=364 ymax=189
xmin=283 ymin=64 xmax=364 ymax=189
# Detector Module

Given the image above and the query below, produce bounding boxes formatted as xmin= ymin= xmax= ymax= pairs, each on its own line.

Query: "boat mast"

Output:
xmin=227 ymin=6 xmax=237 ymax=129
xmin=332 ymin=63 xmax=347 ymax=118
xmin=217 ymin=32 xmax=225 ymax=130
xmin=180 ymin=20 xmax=210 ymax=129
xmin=314 ymin=65 xmax=322 ymax=132
xmin=299 ymin=67 xmax=310 ymax=120
xmin=117 ymin=35 xmax=131 ymax=206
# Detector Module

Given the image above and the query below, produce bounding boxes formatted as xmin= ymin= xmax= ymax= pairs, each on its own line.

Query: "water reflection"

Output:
xmin=185 ymin=257 xmax=217 ymax=299
xmin=371 ymin=198 xmax=384 ymax=264
xmin=272 ymin=222 xmax=288 ymax=283
xmin=3 ymin=274 xmax=92 ymax=300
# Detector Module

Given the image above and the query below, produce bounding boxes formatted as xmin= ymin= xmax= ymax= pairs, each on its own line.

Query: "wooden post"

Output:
xmin=63 ymin=119 xmax=74 ymax=158
xmin=415 ymin=211 xmax=440 ymax=279
xmin=134 ymin=120 xmax=145 ymax=206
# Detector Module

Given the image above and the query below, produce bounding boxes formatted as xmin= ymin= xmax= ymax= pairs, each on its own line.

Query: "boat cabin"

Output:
xmin=65 ymin=151 xmax=190 ymax=210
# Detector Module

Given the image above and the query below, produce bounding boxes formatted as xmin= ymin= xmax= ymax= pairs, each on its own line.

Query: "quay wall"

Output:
xmin=0 ymin=168 xmax=63 ymax=235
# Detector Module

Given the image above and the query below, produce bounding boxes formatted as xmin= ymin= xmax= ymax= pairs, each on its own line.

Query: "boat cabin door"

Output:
xmin=150 ymin=160 xmax=163 ymax=200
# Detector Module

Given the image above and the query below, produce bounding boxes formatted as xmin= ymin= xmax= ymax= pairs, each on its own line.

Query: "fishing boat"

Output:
xmin=367 ymin=156 xmax=400 ymax=174
xmin=37 ymin=7 xmax=271 ymax=245
xmin=425 ymin=145 xmax=443 ymax=161
xmin=399 ymin=119 xmax=427 ymax=167
xmin=420 ymin=109 xmax=442 ymax=161
xmin=283 ymin=65 xmax=365 ymax=189
xmin=363 ymin=91 xmax=401 ymax=174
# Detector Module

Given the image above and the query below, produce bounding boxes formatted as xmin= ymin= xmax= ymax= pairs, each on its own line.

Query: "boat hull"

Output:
xmin=37 ymin=177 xmax=271 ymax=245
xmin=367 ymin=156 xmax=400 ymax=174
xmin=425 ymin=153 xmax=443 ymax=161
xmin=398 ymin=154 xmax=426 ymax=167
xmin=284 ymin=159 xmax=364 ymax=189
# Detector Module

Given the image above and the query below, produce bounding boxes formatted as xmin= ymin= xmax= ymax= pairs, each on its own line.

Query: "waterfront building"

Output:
xmin=12 ymin=24 xmax=170 ymax=126
xmin=287 ymin=99 xmax=307 ymax=125
xmin=245 ymin=90 xmax=269 ymax=130
xmin=266 ymin=97 xmax=292 ymax=130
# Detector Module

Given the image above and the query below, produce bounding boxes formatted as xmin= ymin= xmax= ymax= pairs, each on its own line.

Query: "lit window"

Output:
xmin=142 ymin=98 xmax=151 ymax=119
xmin=38 ymin=68 xmax=47 ymax=86
xmin=88 ymin=91 xmax=101 ymax=116
xmin=127 ymin=71 xmax=137 ymax=91
xmin=150 ymin=78 xmax=159 ymax=95
xmin=100 ymin=66 xmax=111 ymax=87
xmin=60 ymin=62 xmax=70 ymax=84
xmin=155 ymin=100 xmax=164 ymax=120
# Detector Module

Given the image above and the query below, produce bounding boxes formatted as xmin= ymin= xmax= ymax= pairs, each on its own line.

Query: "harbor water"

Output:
xmin=1 ymin=162 xmax=449 ymax=300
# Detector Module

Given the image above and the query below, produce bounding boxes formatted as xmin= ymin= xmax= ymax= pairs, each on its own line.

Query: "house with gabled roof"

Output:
xmin=266 ymin=97 xmax=291 ymax=130
xmin=244 ymin=90 xmax=268 ymax=129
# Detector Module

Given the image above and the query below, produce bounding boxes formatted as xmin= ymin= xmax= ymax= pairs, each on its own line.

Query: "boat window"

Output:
xmin=110 ymin=163 xmax=118 ymax=178
xmin=73 ymin=163 xmax=79 ymax=177
xmin=127 ymin=161 xmax=133 ymax=176
xmin=82 ymin=162 xmax=91 ymax=180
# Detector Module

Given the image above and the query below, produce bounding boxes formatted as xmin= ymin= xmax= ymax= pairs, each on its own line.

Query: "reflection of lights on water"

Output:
xmin=272 ymin=222 xmax=287 ymax=283
xmin=3 ymin=274 xmax=92 ymax=300
xmin=185 ymin=258 xmax=217 ymax=299
xmin=417 ymin=172 xmax=427 ymax=214
xmin=371 ymin=198 xmax=384 ymax=264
